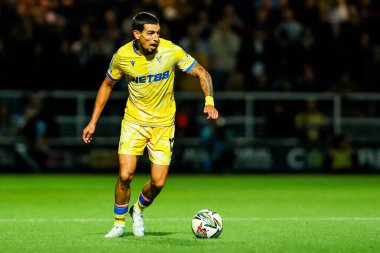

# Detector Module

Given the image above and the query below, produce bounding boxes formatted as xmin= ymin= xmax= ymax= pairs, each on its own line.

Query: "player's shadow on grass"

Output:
xmin=145 ymin=232 xmax=174 ymax=236
xmin=122 ymin=232 xmax=174 ymax=236
xmin=96 ymin=232 xmax=174 ymax=237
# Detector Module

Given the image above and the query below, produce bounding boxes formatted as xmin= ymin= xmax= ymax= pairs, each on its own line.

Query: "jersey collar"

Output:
xmin=133 ymin=40 xmax=142 ymax=56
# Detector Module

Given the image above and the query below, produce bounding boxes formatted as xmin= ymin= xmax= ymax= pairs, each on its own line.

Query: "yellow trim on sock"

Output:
xmin=114 ymin=214 xmax=126 ymax=226
xmin=135 ymin=201 xmax=146 ymax=213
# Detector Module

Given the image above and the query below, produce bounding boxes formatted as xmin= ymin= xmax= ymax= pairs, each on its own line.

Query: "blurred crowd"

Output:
xmin=1 ymin=0 xmax=380 ymax=92
xmin=1 ymin=0 xmax=379 ymax=172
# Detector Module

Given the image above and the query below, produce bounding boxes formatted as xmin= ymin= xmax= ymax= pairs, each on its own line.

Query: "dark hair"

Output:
xmin=132 ymin=12 xmax=159 ymax=31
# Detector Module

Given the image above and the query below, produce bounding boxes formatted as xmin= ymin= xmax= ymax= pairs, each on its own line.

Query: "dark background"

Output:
xmin=1 ymin=0 xmax=380 ymax=173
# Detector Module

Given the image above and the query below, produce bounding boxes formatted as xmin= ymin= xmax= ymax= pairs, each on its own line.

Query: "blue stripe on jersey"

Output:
xmin=133 ymin=41 xmax=142 ymax=56
xmin=114 ymin=204 xmax=128 ymax=215
xmin=106 ymin=72 xmax=117 ymax=81
xmin=185 ymin=60 xmax=197 ymax=73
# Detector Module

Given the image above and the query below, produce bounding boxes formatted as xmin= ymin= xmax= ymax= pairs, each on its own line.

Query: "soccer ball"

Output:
xmin=191 ymin=209 xmax=223 ymax=238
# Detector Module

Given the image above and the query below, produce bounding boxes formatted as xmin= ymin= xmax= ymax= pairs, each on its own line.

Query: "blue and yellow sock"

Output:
xmin=114 ymin=203 xmax=128 ymax=226
xmin=135 ymin=193 xmax=152 ymax=213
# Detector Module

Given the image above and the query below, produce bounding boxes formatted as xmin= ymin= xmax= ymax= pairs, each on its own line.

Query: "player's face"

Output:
xmin=134 ymin=24 xmax=160 ymax=55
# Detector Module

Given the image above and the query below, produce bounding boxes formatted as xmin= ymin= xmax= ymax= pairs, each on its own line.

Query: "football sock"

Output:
xmin=135 ymin=193 xmax=152 ymax=213
xmin=114 ymin=203 xmax=128 ymax=226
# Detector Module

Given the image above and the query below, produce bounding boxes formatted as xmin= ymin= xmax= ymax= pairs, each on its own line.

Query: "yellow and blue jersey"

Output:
xmin=107 ymin=38 xmax=197 ymax=126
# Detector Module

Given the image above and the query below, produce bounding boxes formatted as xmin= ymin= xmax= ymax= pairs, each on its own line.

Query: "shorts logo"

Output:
xmin=169 ymin=138 xmax=174 ymax=152
xmin=134 ymin=70 xmax=170 ymax=84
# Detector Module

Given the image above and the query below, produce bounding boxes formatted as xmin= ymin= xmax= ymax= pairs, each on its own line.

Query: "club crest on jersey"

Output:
xmin=131 ymin=60 xmax=135 ymax=67
xmin=134 ymin=70 xmax=170 ymax=84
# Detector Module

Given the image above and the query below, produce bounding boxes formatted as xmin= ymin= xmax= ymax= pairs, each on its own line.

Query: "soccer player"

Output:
xmin=82 ymin=12 xmax=219 ymax=238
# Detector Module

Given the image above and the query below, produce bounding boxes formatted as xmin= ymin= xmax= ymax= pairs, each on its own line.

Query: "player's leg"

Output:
xmin=114 ymin=155 xmax=138 ymax=222
xmin=129 ymin=164 xmax=169 ymax=236
xmin=105 ymin=155 xmax=138 ymax=238
xmin=133 ymin=125 xmax=174 ymax=213
xmin=129 ymin=125 xmax=174 ymax=236
xmin=137 ymin=163 xmax=169 ymax=211
xmin=105 ymin=120 xmax=147 ymax=238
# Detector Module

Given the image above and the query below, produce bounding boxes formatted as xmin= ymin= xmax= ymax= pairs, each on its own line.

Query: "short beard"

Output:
xmin=144 ymin=49 xmax=156 ymax=55
xmin=141 ymin=46 xmax=157 ymax=55
xmin=136 ymin=40 xmax=159 ymax=56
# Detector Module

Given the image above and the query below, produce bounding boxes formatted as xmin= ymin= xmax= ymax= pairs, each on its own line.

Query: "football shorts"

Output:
xmin=118 ymin=120 xmax=175 ymax=165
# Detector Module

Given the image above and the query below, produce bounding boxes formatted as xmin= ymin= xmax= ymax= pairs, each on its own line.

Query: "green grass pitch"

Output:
xmin=0 ymin=174 xmax=380 ymax=253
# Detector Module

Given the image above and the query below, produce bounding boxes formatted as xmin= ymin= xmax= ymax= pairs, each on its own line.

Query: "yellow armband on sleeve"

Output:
xmin=205 ymin=96 xmax=214 ymax=106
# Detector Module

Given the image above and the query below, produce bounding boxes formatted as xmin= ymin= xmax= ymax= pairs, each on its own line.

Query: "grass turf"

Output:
xmin=0 ymin=174 xmax=379 ymax=253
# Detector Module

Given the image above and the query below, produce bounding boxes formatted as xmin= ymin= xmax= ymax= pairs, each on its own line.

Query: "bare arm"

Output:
xmin=82 ymin=77 xmax=116 ymax=143
xmin=188 ymin=62 xmax=213 ymax=96
xmin=188 ymin=62 xmax=219 ymax=120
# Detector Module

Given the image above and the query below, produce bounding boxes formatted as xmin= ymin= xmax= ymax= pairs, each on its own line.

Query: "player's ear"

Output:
xmin=133 ymin=30 xmax=140 ymax=40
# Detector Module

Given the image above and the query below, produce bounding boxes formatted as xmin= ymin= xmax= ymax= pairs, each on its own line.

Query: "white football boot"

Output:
xmin=129 ymin=205 xmax=145 ymax=236
xmin=104 ymin=225 xmax=125 ymax=238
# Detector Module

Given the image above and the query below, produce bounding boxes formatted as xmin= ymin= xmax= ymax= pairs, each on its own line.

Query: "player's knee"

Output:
xmin=151 ymin=180 xmax=165 ymax=190
xmin=119 ymin=172 xmax=133 ymax=184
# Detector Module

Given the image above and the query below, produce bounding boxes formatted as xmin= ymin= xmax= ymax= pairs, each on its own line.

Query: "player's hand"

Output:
xmin=82 ymin=122 xmax=96 ymax=144
xmin=204 ymin=105 xmax=219 ymax=120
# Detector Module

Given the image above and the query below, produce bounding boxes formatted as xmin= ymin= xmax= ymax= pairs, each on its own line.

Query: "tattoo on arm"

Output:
xmin=107 ymin=80 xmax=117 ymax=89
xmin=189 ymin=63 xmax=213 ymax=97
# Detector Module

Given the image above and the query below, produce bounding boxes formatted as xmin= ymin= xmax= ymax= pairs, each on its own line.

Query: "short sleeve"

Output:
xmin=173 ymin=44 xmax=197 ymax=73
xmin=106 ymin=52 xmax=123 ymax=82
